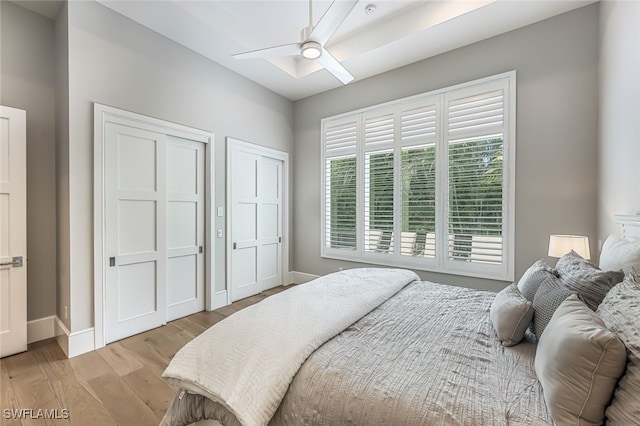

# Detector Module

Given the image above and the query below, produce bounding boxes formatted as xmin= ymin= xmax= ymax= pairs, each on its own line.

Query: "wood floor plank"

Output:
xmin=187 ymin=310 xmax=227 ymax=329
xmin=214 ymin=304 xmax=238 ymax=317
xmin=68 ymin=351 xmax=113 ymax=383
xmin=142 ymin=325 xmax=194 ymax=362
xmin=170 ymin=317 xmax=207 ymax=338
xmin=96 ymin=342 xmax=144 ymax=377
xmin=3 ymin=351 xmax=70 ymax=426
xmin=88 ymin=371 xmax=158 ymax=426
xmin=121 ymin=367 xmax=176 ymax=420
xmin=1 ymin=359 xmax=22 ymax=426
xmin=117 ymin=334 xmax=170 ymax=381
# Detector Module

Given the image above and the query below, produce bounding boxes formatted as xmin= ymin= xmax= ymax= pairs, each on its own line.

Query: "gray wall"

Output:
xmin=0 ymin=1 xmax=57 ymax=321
xmin=598 ymin=1 xmax=640 ymax=242
xmin=55 ymin=2 xmax=70 ymax=329
xmin=292 ymin=4 xmax=600 ymax=291
xmin=64 ymin=1 xmax=294 ymax=332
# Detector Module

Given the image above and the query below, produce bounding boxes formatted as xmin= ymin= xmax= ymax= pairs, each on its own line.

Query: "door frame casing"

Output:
xmin=94 ymin=103 xmax=215 ymax=349
xmin=226 ymin=137 xmax=289 ymax=304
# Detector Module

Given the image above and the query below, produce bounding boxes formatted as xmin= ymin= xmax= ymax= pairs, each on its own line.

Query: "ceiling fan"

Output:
xmin=232 ymin=0 xmax=359 ymax=85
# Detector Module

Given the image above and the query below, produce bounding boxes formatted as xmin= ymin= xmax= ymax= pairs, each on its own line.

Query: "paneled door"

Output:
xmin=229 ymin=141 xmax=284 ymax=302
xmin=105 ymin=123 xmax=168 ymax=343
xmin=104 ymin=125 xmax=206 ymax=343
xmin=166 ymin=136 xmax=205 ymax=322
xmin=0 ymin=106 xmax=27 ymax=358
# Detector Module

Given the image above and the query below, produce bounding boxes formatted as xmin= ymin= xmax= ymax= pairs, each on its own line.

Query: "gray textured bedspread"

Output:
xmin=163 ymin=281 xmax=552 ymax=425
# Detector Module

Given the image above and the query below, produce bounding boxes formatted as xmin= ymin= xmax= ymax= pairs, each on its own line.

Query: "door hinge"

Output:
xmin=233 ymin=242 xmax=237 ymax=250
xmin=109 ymin=257 xmax=116 ymax=267
xmin=279 ymin=237 xmax=282 ymax=243
xmin=199 ymin=246 xmax=203 ymax=254
xmin=0 ymin=256 xmax=23 ymax=268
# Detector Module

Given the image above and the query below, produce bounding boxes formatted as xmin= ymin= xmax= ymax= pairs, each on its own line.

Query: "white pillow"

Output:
xmin=599 ymin=234 xmax=640 ymax=273
xmin=536 ymin=295 xmax=627 ymax=425
xmin=490 ymin=284 xmax=534 ymax=346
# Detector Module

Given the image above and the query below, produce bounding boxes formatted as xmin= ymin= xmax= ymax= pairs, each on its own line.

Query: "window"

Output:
xmin=322 ymin=72 xmax=515 ymax=280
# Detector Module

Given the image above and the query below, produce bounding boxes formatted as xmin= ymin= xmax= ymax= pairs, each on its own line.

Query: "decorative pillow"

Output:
xmin=490 ymin=284 xmax=534 ymax=347
xmin=556 ymin=250 xmax=624 ymax=311
xmin=599 ymin=234 xmax=640 ymax=273
xmin=596 ymin=268 xmax=640 ymax=425
xmin=516 ymin=259 xmax=557 ymax=303
xmin=531 ymin=275 xmax=573 ymax=340
xmin=536 ymin=295 xmax=627 ymax=426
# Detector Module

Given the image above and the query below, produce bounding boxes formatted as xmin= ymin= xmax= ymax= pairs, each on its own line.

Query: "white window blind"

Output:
xmin=364 ymin=112 xmax=395 ymax=255
xmin=446 ymin=89 xmax=505 ymax=268
xmin=324 ymin=119 xmax=358 ymax=251
xmin=400 ymin=104 xmax=437 ymax=259
xmin=321 ymin=72 xmax=515 ymax=280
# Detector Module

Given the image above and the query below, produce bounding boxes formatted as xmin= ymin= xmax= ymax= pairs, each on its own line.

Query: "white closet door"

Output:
xmin=230 ymin=150 xmax=261 ymax=301
xmin=166 ymin=137 xmax=205 ymax=321
xmin=105 ymin=123 xmax=167 ymax=344
xmin=259 ymin=157 xmax=283 ymax=290
xmin=229 ymin=143 xmax=283 ymax=302
xmin=0 ymin=106 xmax=27 ymax=358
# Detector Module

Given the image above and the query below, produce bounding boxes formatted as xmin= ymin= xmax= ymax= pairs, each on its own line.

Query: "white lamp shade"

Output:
xmin=548 ymin=234 xmax=590 ymax=259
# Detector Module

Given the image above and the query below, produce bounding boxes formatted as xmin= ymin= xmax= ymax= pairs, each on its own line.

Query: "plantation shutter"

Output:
xmin=400 ymin=102 xmax=438 ymax=258
xmin=321 ymin=72 xmax=514 ymax=281
xmin=363 ymin=111 xmax=395 ymax=254
xmin=446 ymin=88 xmax=506 ymax=265
xmin=323 ymin=117 xmax=358 ymax=251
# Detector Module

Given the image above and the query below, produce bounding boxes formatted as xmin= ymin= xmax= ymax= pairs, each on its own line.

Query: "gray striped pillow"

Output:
xmin=596 ymin=269 xmax=640 ymax=425
xmin=556 ymin=250 xmax=624 ymax=311
xmin=532 ymin=275 xmax=574 ymax=340
xmin=516 ymin=260 xmax=557 ymax=303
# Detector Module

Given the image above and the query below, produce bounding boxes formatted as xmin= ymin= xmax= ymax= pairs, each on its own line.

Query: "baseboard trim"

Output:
xmin=54 ymin=317 xmax=95 ymax=358
xmin=211 ymin=290 xmax=228 ymax=310
xmin=27 ymin=315 xmax=57 ymax=344
xmin=288 ymin=271 xmax=320 ymax=284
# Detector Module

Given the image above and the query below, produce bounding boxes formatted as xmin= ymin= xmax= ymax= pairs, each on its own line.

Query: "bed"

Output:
xmin=161 ymin=216 xmax=640 ymax=426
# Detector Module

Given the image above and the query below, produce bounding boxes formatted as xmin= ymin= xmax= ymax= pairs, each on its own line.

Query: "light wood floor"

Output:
xmin=0 ymin=285 xmax=293 ymax=425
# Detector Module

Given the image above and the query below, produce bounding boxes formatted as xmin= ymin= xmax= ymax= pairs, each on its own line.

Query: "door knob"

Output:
xmin=0 ymin=256 xmax=23 ymax=268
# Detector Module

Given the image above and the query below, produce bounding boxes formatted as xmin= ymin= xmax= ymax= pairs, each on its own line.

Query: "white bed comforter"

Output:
xmin=162 ymin=268 xmax=419 ymax=426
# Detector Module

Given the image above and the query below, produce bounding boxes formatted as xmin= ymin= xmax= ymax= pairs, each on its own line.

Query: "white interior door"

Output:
xmin=229 ymin=143 xmax=283 ymax=302
xmin=105 ymin=123 xmax=167 ymax=344
xmin=0 ymin=106 xmax=27 ymax=358
xmin=166 ymin=136 xmax=205 ymax=321
xmin=259 ymin=157 xmax=283 ymax=290
xmin=230 ymin=150 xmax=260 ymax=301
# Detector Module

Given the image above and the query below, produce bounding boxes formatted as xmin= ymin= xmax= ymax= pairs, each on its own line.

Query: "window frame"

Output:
xmin=320 ymin=71 xmax=516 ymax=281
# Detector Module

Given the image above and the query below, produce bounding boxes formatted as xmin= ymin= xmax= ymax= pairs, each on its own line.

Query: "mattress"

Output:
xmin=162 ymin=281 xmax=552 ymax=425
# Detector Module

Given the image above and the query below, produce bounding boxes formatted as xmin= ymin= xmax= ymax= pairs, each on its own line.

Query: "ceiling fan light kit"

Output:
xmin=232 ymin=0 xmax=358 ymax=85
xmin=301 ymin=41 xmax=322 ymax=59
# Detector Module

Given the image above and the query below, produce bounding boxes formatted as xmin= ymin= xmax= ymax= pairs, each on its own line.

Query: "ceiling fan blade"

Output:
xmin=233 ymin=43 xmax=302 ymax=60
xmin=309 ymin=0 xmax=359 ymax=46
xmin=317 ymin=48 xmax=354 ymax=85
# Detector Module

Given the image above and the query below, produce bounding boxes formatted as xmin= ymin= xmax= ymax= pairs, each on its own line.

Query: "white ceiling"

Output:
xmin=18 ymin=0 xmax=595 ymax=101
